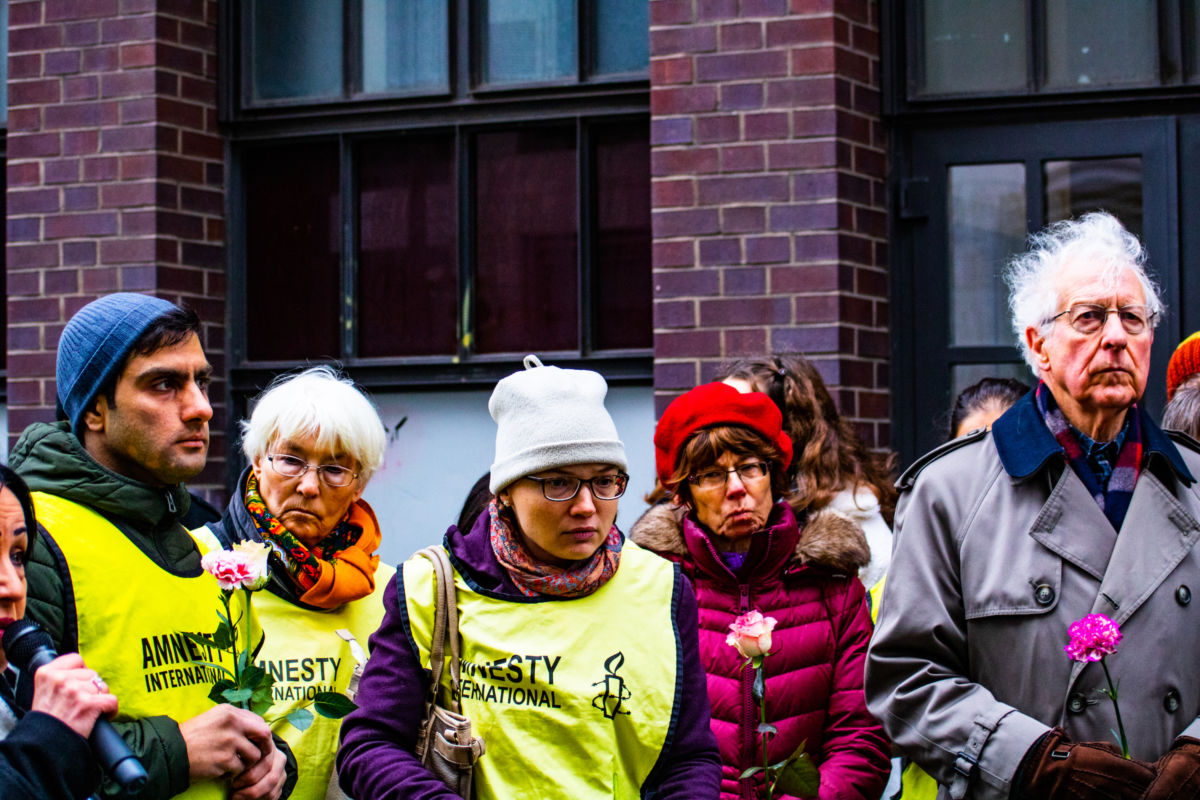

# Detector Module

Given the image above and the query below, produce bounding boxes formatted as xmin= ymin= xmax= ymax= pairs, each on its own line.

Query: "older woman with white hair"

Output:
xmin=196 ymin=366 xmax=390 ymax=800
xmin=868 ymin=211 xmax=1200 ymax=800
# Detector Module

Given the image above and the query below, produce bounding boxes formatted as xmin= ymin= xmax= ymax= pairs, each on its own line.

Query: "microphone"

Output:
xmin=3 ymin=619 xmax=148 ymax=795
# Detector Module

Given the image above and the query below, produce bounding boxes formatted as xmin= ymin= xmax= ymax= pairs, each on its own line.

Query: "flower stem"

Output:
xmin=223 ymin=591 xmax=240 ymax=687
xmin=759 ymin=662 xmax=772 ymax=800
xmin=1100 ymin=658 xmax=1130 ymax=759
xmin=240 ymin=588 xmax=253 ymax=709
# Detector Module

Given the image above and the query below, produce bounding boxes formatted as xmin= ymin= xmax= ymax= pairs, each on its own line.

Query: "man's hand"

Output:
xmin=28 ymin=652 xmax=119 ymax=739
xmin=179 ymin=704 xmax=271 ymax=783
xmin=1014 ymin=727 xmax=1154 ymax=800
xmin=230 ymin=731 xmax=287 ymax=800
xmin=1142 ymin=737 xmax=1200 ymax=799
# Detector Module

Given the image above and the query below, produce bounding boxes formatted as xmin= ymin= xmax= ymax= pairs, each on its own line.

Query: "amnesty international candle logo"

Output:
xmin=591 ymin=651 xmax=631 ymax=719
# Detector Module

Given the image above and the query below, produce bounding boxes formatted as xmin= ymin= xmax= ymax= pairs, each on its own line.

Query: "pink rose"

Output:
xmin=1064 ymin=613 xmax=1122 ymax=662
xmin=202 ymin=542 xmax=271 ymax=591
xmin=726 ymin=610 xmax=777 ymax=659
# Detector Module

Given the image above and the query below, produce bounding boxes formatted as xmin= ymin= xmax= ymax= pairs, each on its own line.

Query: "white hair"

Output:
xmin=240 ymin=366 xmax=387 ymax=485
xmin=1005 ymin=211 xmax=1164 ymax=374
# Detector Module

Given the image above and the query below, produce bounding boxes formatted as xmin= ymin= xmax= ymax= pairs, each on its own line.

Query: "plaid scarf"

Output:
xmin=244 ymin=471 xmax=363 ymax=595
xmin=487 ymin=498 xmax=622 ymax=598
xmin=1036 ymin=382 xmax=1142 ymax=529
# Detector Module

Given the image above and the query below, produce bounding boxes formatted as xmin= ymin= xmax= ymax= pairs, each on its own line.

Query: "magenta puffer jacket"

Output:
xmin=632 ymin=501 xmax=891 ymax=800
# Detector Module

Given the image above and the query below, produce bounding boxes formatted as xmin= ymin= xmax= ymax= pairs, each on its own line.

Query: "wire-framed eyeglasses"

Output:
xmin=523 ymin=473 xmax=629 ymax=502
xmin=687 ymin=461 xmax=771 ymax=490
xmin=266 ymin=454 xmax=358 ymax=487
xmin=1045 ymin=303 xmax=1155 ymax=336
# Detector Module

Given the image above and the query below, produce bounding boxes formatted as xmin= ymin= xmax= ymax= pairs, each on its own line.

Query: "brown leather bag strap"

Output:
xmin=417 ymin=546 xmax=462 ymax=714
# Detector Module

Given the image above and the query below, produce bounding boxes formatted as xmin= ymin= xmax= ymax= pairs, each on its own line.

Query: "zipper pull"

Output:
xmin=739 ymin=583 xmax=750 ymax=612
xmin=165 ymin=491 xmax=177 ymax=515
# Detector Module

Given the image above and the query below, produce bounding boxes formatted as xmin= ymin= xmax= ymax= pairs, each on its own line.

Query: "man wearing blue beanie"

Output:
xmin=9 ymin=293 xmax=296 ymax=800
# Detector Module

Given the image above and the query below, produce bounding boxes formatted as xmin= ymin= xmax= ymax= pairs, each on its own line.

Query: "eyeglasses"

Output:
xmin=523 ymin=473 xmax=629 ymax=502
xmin=688 ymin=462 xmax=771 ymax=490
xmin=1045 ymin=303 xmax=1155 ymax=336
xmin=266 ymin=454 xmax=358 ymax=488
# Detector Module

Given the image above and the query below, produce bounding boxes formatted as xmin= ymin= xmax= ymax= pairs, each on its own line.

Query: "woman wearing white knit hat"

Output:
xmin=339 ymin=356 xmax=721 ymax=799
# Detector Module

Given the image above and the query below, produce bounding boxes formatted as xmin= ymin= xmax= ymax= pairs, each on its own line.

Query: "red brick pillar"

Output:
xmin=6 ymin=0 xmax=227 ymax=493
xmin=650 ymin=0 xmax=890 ymax=447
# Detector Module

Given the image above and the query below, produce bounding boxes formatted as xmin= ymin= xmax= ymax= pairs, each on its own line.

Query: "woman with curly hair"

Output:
xmin=715 ymin=355 xmax=897 ymax=590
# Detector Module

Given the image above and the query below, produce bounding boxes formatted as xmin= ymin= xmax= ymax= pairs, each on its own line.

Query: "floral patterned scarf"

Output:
xmin=487 ymin=498 xmax=622 ymax=598
xmin=244 ymin=471 xmax=380 ymax=609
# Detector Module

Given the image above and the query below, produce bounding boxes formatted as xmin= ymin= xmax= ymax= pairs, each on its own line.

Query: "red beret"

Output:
xmin=1167 ymin=331 xmax=1200 ymax=400
xmin=654 ymin=382 xmax=794 ymax=487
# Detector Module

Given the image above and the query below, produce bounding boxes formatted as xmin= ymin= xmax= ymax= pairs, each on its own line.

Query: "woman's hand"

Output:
xmin=28 ymin=652 xmax=119 ymax=739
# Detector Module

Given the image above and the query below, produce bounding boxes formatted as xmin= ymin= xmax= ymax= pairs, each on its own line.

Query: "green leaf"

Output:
xmin=739 ymin=766 xmax=764 ymax=780
xmin=208 ymin=679 xmax=236 ymax=705
xmin=752 ymin=667 xmax=766 ymax=705
xmin=180 ymin=631 xmax=217 ymax=657
xmin=313 ymin=692 xmax=358 ymax=718
xmin=774 ymin=742 xmax=820 ymax=798
xmin=222 ymin=687 xmax=254 ymax=705
xmin=286 ymin=708 xmax=314 ymax=731
xmin=237 ymin=649 xmax=249 ymax=675
xmin=756 ymin=722 xmax=778 ymax=738
xmin=216 ymin=609 xmax=230 ymax=627
xmin=250 ymin=687 xmax=275 ymax=717
xmin=214 ymin=623 xmax=234 ymax=650
xmin=239 ymin=665 xmax=267 ymax=691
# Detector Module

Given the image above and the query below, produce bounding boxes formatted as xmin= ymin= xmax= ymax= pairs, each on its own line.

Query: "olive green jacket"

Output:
xmin=10 ymin=421 xmax=297 ymax=799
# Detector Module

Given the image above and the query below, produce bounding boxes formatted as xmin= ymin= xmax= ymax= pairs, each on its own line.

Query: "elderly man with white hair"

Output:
xmin=866 ymin=212 xmax=1200 ymax=800
xmin=195 ymin=367 xmax=391 ymax=800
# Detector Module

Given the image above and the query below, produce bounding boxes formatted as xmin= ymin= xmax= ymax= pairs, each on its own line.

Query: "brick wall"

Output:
xmin=650 ymin=0 xmax=890 ymax=448
xmin=6 ymin=0 xmax=227 ymax=496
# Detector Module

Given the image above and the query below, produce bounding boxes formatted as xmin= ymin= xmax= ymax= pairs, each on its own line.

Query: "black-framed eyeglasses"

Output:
xmin=266 ymin=454 xmax=359 ymax=488
xmin=688 ymin=461 xmax=771 ymax=490
xmin=1045 ymin=303 xmax=1155 ymax=336
xmin=523 ymin=473 xmax=629 ymax=502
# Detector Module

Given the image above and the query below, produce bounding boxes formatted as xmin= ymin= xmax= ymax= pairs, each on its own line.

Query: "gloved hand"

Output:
xmin=1141 ymin=737 xmax=1200 ymax=800
xmin=1012 ymin=727 xmax=1154 ymax=800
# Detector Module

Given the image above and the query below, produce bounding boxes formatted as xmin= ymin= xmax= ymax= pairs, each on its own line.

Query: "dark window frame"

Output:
xmin=883 ymin=0 xmax=1200 ymax=116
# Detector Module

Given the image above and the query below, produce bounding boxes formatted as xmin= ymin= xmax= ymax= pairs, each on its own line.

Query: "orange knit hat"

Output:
xmin=1167 ymin=331 xmax=1200 ymax=400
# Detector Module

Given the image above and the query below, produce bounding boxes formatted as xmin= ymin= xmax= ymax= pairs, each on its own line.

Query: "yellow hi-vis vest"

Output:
xmin=192 ymin=523 xmax=395 ymax=800
xmin=32 ymin=492 xmax=238 ymax=800
xmin=403 ymin=541 xmax=679 ymax=800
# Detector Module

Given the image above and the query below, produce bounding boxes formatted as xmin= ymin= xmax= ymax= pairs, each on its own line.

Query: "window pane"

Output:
xmin=244 ymin=143 xmax=341 ymax=360
xmin=1045 ymin=2 xmax=1157 ymax=89
xmin=474 ymin=128 xmax=578 ymax=353
xmin=250 ymin=0 xmax=342 ymax=101
xmin=361 ymin=0 xmax=448 ymax=94
xmin=918 ymin=0 xmax=1026 ymax=95
xmin=1188 ymin=0 xmax=1200 ymax=81
xmin=948 ymin=163 xmax=1027 ymax=347
xmin=483 ymin=0 xmax=576 ymax=85
xmin=592 ymin=123 xmax=651 ymax=350
xmin=357 ymin=136 xmax=458 ymax=357
xmin=592 ymin=0 xmax=648 ymax=75
xmin=1044 ymin=157 xmax=1143 ymax=239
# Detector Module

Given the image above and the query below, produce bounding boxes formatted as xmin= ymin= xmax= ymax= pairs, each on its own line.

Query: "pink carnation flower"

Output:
xmin=726 ymin=610 xmax=778 ymax=659
xmin=201 ymin=542 xmax=270 ymax=591
xmin=1064 ymin=613 xmax=1122 ymax=662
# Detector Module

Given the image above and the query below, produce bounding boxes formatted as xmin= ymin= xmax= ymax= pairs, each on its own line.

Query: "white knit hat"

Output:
xmin=489 ymin=355 xmax=628 ymax=493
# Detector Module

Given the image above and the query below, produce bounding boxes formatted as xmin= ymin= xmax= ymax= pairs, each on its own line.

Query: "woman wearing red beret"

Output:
xmin=631 ymin=382 xmax=890 ymax=800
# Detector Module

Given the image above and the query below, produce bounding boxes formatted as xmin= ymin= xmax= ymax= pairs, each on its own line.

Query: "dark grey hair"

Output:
xmin=1164 ymin=377 xmax=1200 ymax=440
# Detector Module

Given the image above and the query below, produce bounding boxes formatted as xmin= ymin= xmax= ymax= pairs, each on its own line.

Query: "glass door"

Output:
xmin=894 ymin=118 xmax=1178 ymax=463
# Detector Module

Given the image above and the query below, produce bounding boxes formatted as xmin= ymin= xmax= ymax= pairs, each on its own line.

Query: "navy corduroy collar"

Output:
xmin=992 ymin=390 xmax=1194 ymax=484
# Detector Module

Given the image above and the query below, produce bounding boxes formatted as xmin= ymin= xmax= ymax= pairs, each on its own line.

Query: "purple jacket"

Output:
xmin=631 ymin=502 xmax=891 ymax=800
xmin=336 ymin=512 xmax=722 ymax=799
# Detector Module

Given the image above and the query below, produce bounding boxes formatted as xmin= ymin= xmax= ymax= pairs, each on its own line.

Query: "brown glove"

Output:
xmin=1141 ymin=737 xmax=1200 ymax=800
xmin=1013 ymin=727 xmax=1154 ymax=800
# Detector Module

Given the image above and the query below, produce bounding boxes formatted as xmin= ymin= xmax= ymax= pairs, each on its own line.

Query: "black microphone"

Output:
xmin=3 ymin=619 xmax=148 ymax=795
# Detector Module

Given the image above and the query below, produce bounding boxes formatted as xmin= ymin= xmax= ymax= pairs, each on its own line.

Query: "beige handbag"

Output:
xmin=413 ymin=545 xmax=486 ymax=797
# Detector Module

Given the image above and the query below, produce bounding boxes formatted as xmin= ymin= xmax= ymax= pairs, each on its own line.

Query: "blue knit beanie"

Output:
xmin=57 ymin=293 xmax=180 ymax=436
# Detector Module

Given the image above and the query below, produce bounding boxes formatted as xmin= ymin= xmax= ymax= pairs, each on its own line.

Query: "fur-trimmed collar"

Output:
xmin=629 ymin=502 xmax=870 ymax=575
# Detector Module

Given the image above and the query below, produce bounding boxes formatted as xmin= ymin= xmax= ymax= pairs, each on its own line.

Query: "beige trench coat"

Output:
xmin=866 ymin=398 xmax=1200 ymax=800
